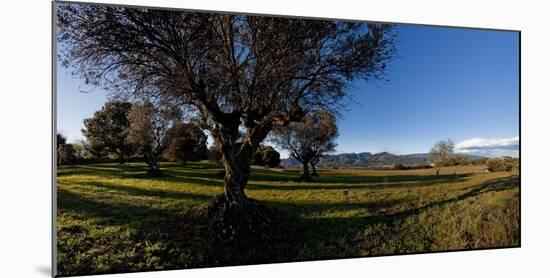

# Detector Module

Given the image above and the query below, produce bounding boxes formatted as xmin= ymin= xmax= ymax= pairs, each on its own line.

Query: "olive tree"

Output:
xmin=429 ymin=139 xmax=455 ymax=167
xmin=273 ymin=109 xmax=338 ymax=181
xmin=126 ymin=100 xmax=180 ymax=176
xmin=57 ymin=4 xmax=395 ymax=235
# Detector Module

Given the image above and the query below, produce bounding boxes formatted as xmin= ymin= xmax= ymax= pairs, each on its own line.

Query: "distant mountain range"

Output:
xmin=280 ymin=152 xmax=485 ymax=168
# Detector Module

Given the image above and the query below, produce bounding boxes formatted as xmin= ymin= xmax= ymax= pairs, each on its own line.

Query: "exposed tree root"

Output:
xmin=184 ymin=195 xmax=287 ymax=244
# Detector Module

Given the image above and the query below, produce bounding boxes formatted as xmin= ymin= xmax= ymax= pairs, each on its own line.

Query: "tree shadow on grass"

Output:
xmin=67 ymin=180 xmax=215 ymax=201
xmin=56 ymin=188 xmax=216 ymax=275
xmin=58 ymin=164 xmax=149 ymax=178
xmin=263 ymin=196 xmax=411 ymax=217
xmin=159 ymin=174 xmax=223 ymax=187
xmin=257 ymin=175 xmax=510 ymax=218
xmin=56 ymin=187 xmax=298 ymax=273
xmin=289 ymin=175 xmax=519 ymax=256
xmin=246 ymin=174 xmax=470 ymax=191
xmin=56 ymin=169 xmax=518 ymax=274
xmin=60 ymin=164 xmax=472 ymax=189
xmin=58 ymin=189 xmax=187 ymax=231
xmin=394 ymin=175 xmax=519 ymax=219
xmin=159 ymin=172 xmax=472 ymax=191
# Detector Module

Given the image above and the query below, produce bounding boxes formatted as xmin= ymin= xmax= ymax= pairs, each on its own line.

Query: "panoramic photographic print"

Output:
xmin=53 ymin=1 xmax=520 ymax=276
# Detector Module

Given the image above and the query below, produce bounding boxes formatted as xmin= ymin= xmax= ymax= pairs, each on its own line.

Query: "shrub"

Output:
xmin=393 ymin=164 xmax=405 ymax=170
xmin=486 ymin=157 xmax=519 ymax=172
xmin=252 ymin=145 xmax=281 ymax=168
xmin=392 ymin=164 xmax=433 ymax=170
xmin=163 ymin=122 xmax=208 ymax=164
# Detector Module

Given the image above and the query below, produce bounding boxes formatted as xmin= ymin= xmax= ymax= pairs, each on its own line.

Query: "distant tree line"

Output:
xmin=486 ymin=157 xmax=519 ymax=172
xmin=57 ymin=100 xmax=283 ymax=175
xmin=428 ymin=139 xmax=519 ymax=172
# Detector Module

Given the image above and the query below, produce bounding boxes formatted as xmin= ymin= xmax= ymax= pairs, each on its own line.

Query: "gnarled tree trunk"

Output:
xmin=189 ymin=119 xmax=284 ymax=242
xmin=221 ymin=147 xmax=251 ymax=205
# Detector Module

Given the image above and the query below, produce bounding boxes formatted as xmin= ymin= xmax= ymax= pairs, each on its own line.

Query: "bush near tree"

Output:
xmin=486 ymin=157 xmax=519 ymax=172
xmin=252 ymin=145 xmax=281 ymax=168
xmin=163 ymin=122 xmax=208 ymax=165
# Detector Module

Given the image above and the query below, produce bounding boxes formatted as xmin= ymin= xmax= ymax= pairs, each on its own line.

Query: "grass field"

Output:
xmin=56 ymin=162 xmax=519 ymax=276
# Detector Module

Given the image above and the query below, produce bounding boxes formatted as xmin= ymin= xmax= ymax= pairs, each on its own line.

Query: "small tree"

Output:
xmin=163 ymin=122 xmax=208 ymax=165
xmin=126 ymin=100 xmax=180 ymax=176
xmin=273 ymin=109 xmax=338 ymax=181
xmin=252 ymin=145 xmax=281 ymax=168
xmin=82 ymin=100 xmax=132 ymax=163
xmin=429 ymin=139 xmax=455 ymax=167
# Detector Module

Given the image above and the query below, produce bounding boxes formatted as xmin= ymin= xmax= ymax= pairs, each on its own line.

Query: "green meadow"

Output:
xmin=56 ymin=162 xmax=519 ymax=276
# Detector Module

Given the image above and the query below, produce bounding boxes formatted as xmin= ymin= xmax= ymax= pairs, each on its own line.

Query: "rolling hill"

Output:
xmin=280 ymin=152 xmax=485 ymax=168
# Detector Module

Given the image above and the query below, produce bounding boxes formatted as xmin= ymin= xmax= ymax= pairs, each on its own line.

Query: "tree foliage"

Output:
xmin=273 ymin=109 xmax=338 ymax=181
xmin=429 ymin=139 xmax=455 ymax=167
xmin=126 ymin=100 xmax=181 ymax=176
xmin=57 ymin=133 xmax=67 ymax=146
xmin=72 ymin=140 xmax=93 ymax=160
xmin=252 ymin=145 xmax=281 ymax=168
xmin=163 ymin=122 xmax=208 ymax=164
xmin=81 ymin=100 xmax=132 ymax=163
xmin=428 ymin=139 xmax=475 ymax=167
xmin=58 ymin=143 xmax=76 ymax=165
xmin=486 ymin=157 xmax=519 ymax=172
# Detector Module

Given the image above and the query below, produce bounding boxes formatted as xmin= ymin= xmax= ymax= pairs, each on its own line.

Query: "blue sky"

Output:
xmin=57 ymin=24 xmax=519 ymax=158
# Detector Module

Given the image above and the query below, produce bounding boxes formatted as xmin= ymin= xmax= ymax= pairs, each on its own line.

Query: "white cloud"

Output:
xmin=455 ymin=136 xmax=519 ymax=157
xmin=455 ymin=136 xmax=519 ymax=150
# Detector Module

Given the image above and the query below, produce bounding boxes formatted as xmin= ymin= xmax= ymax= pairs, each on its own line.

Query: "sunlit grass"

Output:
xmin=56 ymin=162 xmax=519 ymax=275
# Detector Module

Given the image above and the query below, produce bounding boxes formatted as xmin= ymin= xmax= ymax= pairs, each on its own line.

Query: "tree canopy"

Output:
xmin=126 ymin=100 xmax=181 ymax=176
xmin=252 ymin=145 xmax=281 ymax=168
xmin=273 ymin=109 xmax=338 ymax=181
xmin=163 ymin=122 xmax=208 ymax=164
xmin=81 ymin=100 xmax=132 ymax=163
xmin=429 ymin=139 xmax=455 ymax=167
